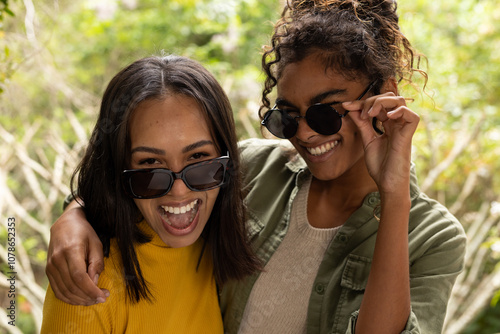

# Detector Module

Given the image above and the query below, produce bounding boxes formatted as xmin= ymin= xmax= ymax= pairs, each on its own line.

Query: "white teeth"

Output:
xmin=307 ymin=141 xmax=339 ymax=156
xmin=161 ymin=199 xmax=198 ymax=215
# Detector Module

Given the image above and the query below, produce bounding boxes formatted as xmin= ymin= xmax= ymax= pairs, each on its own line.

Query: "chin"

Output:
xmin=305 ymin=162 xmax=340 ymax=181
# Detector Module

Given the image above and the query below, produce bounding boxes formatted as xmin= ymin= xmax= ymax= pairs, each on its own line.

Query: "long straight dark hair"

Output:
xmin=71 ymin=55 xmax=260 ymax=303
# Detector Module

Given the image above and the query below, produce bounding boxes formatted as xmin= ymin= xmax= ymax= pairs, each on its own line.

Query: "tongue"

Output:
xmin=166 ymin=211 xmax=194 ymax=229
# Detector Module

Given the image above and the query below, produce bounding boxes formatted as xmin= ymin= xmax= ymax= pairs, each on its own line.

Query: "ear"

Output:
xmin=381 ymin=77 xmax=398 ymax=95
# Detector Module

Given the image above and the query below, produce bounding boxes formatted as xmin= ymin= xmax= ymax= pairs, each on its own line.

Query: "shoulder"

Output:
xmin=408 ymin=190 xmax=466 ymax=265
xmin=99 ymin=240 xmax=127 ymax=292
xmin=238 ymin=138 xmax=303 ymax=181
xmin=238 ymin=138 xmax=292 ymax=161
xmin=410 ymin=191 xmax=464 ymax=237
xmin=41 ymin=283 xmax=117 ymax=332
xmin=408 ymin=164 xmax=465 ymax=243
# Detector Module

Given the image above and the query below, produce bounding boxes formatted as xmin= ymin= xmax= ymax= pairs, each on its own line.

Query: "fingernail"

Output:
xmin=93 ymin=274 xmax=99 ymax=285
xmin=104 ymin=290 xmax=110 ymax=297
xmin=96 ymin=297 xmax=106 ymax=304
xmin=343 ymin=101 xmax=352 ymax=106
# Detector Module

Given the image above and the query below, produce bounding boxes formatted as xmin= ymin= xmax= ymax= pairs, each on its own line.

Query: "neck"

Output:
xmin=314 ymin=159 xmax=376 ymax=204
xmin=307 ymin=159 xmax=377 ymax=228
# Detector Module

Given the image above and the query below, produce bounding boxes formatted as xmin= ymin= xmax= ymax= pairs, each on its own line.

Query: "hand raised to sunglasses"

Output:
xmin=343 ymin=90 xmax=420 ymax=195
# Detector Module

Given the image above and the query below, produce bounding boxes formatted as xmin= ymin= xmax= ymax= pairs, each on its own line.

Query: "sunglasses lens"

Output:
xmin=307 ymin=105 xmax=342 ymax=135
xmin=122 ymin=157 xmax=230 ymax=199
xmin=264 ymin=109 xmax=297 ymax=139
xmin=185 ymin=162 xmax=226 ymax=190
xmin=127 ymin=170 xmax=173 ymax=198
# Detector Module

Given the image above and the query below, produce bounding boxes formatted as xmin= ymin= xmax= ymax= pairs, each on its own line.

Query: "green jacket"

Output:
xmin=221 ymin=138 xmax=466 ymax=334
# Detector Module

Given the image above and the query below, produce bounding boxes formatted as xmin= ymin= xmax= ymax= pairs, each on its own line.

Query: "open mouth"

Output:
xmin=306 ymin=140 xmax=339 ymax=156
xmin=160 ymin=199 xmax=199 ymax=230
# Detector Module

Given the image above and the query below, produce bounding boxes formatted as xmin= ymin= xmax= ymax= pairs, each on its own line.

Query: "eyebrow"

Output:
xmin=130 ymin=146 xmax=165 ymax=155
xmin=182 ymin=140 xmax=215 ymax=153
xmin=130 ymin=140 xmax=215 ymax=156
xmin=276 ymin=88 xmax=347 ymax=108
xmin=310 ymin=89 xmax=347 ymax=105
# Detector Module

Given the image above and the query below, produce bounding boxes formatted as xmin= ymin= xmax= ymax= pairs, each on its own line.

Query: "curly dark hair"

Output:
xmin=260 ymin=0 xmax=427 ymax=116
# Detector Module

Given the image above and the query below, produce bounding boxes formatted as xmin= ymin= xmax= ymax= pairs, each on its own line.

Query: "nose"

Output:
xmin=167 ymin=178 xmax=191 ymax=197
xmin=293 ymin=115 xmax=317 ymax=141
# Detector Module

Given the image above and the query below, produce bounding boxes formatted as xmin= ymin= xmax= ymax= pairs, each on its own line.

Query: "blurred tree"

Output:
xmin=398 ymin=1 xmax=500 ymax=333
xmin=0 ymin=0 xmax=15 ymax=94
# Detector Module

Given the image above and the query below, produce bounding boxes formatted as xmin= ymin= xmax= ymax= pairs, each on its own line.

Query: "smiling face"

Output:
xmin=128 ymin=94 xmax=220 ymax=248
xmin=277 ymin=54 xmax=373 ymax=182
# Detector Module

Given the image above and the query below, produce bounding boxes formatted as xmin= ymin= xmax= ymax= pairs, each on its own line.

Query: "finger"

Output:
xmin=365 ymin=95 xmax=407 ymax=122
xmin=348 ymin=95 xmax=418 ymax=140
xmin=86 ymin=241 xmax=109 ymax=298
xmin=66 ymin=244 xmax=108 ymax=302
xmin=386 ymin=106 xmax=419 ymax=122
xmin=348 ymin=110 xmax=381 ymax=146
xmin=46 ymin=274 xmax=90 ymax=306
xmin=383 ymin=106 xmax=420 ymax=137
xmin=87 ymin=234 xmax=104 ymax=285
xmin=46 ymin=249 xmax=98 ymax=305
xmin=46 ymin=266 xmax=78 ymax=305
xmin=343 ymin=100 xmax=384 ymax=141
xmin=343 ymin=92 xmax=401 ymax=121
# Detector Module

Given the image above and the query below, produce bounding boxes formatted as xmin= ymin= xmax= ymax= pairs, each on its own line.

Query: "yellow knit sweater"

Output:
xmin=41 ymin=221 xmax=223 ymax=333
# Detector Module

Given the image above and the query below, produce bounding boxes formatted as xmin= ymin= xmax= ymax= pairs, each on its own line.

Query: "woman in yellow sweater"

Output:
xmin=41 ymin=55 xmax=260 ymax=333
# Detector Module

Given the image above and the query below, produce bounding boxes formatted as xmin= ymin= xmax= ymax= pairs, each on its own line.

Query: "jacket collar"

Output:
xmin=285 ymin=151 xmax=421 ymax=201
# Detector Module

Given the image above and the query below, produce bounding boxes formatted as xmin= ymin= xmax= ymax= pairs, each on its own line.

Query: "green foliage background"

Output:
xmin=0 ymin=0 xmax=499 ymax=333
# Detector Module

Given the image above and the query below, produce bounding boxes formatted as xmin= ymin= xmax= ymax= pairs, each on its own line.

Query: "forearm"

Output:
xmin=356 ymin=191 xmax=411 ymax=334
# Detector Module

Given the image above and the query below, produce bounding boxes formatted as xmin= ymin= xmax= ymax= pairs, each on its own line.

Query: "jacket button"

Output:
xmin=368 ymin=196 xmax=378 ymax=205
xmin=315 ymin=283 xmax=325 ymax=295
xmin=338 ymin=234 xmax=348 ymax=243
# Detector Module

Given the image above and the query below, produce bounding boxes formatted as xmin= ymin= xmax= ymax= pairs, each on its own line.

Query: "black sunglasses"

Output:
xmin=122 ymin=154 xmax=230 ymax=199
xmin=261 ymin=81 xmax=377 ymax=139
